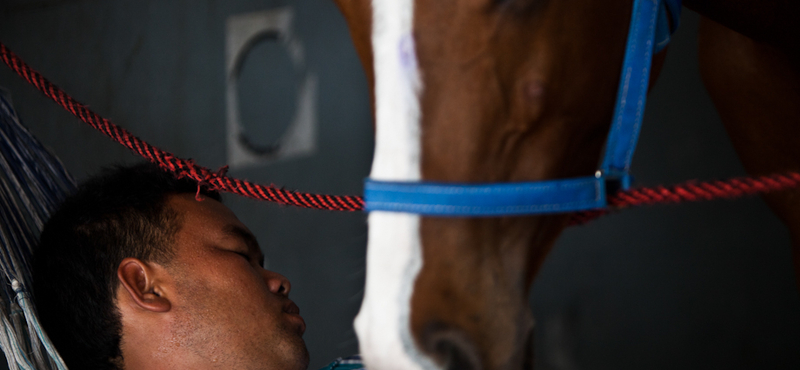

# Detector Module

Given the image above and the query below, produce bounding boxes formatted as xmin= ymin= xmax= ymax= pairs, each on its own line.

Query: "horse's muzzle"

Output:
xmin=423 ymin=323 xmax=483 ymax=370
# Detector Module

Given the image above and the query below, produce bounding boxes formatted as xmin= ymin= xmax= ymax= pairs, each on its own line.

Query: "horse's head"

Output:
xmin=335 ymin=0 xmax=665 ymax=369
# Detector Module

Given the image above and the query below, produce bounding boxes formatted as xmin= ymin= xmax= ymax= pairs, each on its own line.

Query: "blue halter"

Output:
xmin=365 ymin=0 xmax=682 ymax=216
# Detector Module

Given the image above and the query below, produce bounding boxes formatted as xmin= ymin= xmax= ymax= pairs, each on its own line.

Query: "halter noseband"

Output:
xmin=365 ymin=0 xmax=682 ymax=216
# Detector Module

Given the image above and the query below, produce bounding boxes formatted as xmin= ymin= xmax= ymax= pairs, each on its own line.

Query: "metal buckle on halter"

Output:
xmin=596 ymin=170 xmax=633 ymax=198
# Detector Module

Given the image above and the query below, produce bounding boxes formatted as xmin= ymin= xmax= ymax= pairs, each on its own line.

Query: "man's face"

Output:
xmin=162 ymin=193 xmax=308 ymax=370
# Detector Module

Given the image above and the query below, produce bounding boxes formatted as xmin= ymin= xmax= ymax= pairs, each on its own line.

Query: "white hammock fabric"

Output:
xmin=0 ymin=88 xmax=73 ymax=370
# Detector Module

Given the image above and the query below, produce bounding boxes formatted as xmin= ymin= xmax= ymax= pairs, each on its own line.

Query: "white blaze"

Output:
xmin=354 ymin=1 xmax=435 ymax=370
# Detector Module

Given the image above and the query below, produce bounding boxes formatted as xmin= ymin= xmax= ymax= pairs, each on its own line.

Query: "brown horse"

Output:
xmin=333 ymin=0 xmax=800 ymax=369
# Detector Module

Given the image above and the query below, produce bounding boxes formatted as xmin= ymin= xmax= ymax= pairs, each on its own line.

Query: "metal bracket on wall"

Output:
xmin=225 ymin=8 xmax=317 ymax=168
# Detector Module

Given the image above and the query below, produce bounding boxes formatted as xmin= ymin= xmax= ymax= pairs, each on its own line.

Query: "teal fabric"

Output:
xmin=318 ymin=355 xmax=365 ymax=370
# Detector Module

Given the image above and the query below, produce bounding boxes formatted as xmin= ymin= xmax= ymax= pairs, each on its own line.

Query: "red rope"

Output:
xmin=0 ymin=43 xmax=364 ymax=211
xmin=2 ymin=42 xmax=799 ymax=221
xmin=569 ymin=172 xmax=800 ymax=225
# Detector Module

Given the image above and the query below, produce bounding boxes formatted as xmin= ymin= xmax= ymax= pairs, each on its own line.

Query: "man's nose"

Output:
xmin=262 ymin=269 xmax=291 ymax=296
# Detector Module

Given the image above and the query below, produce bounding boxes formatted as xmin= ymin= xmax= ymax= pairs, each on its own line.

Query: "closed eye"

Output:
xmin=235 ymin=251 xmax=266 ymax=268
xmin=222 ymin=225 xmax=266 ymax=267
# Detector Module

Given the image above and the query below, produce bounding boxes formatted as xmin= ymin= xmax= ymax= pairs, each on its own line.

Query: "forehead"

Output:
xmin=167 ymin=194 xmax=241 ymax=227
xmin=165 ymin=194 xmax=253 ymax=255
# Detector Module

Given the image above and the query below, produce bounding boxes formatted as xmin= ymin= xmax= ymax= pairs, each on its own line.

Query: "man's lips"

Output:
xmin=284 ymin=301 xmax=306 ymax=334
xmin=284 ymin=301 xmax=301 ymax=315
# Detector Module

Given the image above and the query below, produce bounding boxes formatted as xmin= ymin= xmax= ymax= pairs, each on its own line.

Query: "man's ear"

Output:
xmin=117 ymin=258 xmax=171 ymax=312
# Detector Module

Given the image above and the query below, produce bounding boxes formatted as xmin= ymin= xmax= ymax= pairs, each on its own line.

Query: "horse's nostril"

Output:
xmin=423 ymin=326 xmax=482 ymax=370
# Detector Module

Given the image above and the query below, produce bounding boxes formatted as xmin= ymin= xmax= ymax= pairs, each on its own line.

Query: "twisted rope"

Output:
xmin=0 ymin=42 xmax=364 ymax=211
xmin=2 ymin=42 xmax=799 ymax=221
xmin=569 ymin=172 xmax=800 ymax=224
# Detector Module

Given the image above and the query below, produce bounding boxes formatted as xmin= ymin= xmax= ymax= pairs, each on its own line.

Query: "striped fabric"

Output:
xmin=318 ymin=355 xmax=365 ymax=370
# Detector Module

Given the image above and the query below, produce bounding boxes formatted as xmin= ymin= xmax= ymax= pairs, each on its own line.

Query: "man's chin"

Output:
xmin=286 ymin=335 xmax=310 ymax=370
xmin=266 ymin=322 xmax=310 ymax=370
xmin=298 ymin=338 xmax=309 ymax=370
xmin=297 ymin=344 xmax=310 ymax=370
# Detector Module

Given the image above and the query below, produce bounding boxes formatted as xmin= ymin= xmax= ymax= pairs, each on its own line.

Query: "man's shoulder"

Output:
xmin=318 ymin=355 xmax=365 ymax=370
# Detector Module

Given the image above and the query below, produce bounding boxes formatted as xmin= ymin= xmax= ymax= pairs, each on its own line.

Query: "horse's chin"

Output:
xmin=412 ymin=304 xmax=536 ymax=370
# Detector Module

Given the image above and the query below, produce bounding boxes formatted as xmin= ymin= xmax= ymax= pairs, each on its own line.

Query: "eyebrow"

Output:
xmin=223 ymin=224 xmax=266 ymax=267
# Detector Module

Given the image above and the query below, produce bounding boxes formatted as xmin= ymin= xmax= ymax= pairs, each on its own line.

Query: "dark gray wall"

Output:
xmin=1 ymin=1 xmax=798 ymax=369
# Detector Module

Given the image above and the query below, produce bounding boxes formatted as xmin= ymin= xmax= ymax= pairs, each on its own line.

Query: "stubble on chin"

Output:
xmin=266 ymin=319 xmax=309 ymax=370
xmin=170 ymin=299 xmax=309 ymax=369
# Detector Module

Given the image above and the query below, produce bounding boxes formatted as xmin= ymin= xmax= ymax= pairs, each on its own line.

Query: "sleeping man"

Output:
xmin=32 ymin=162 xmax=362 ymax=370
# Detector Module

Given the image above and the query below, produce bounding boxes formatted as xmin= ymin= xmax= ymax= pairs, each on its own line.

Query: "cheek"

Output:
xmin=176 ymin=260 xmax=271 ymax=311
xmin=222 ymin=265 xmax=273 ymax=305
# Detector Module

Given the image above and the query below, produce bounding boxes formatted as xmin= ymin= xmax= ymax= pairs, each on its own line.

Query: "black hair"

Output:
xmin=32 ymin=162 xmax=221 ymax=370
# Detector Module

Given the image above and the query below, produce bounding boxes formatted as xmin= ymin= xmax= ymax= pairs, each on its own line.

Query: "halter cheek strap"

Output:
xmin=365 ymin=0 xmax=682 ymax=216
xmin=600 ymin=0 xmax=676 ymax=185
